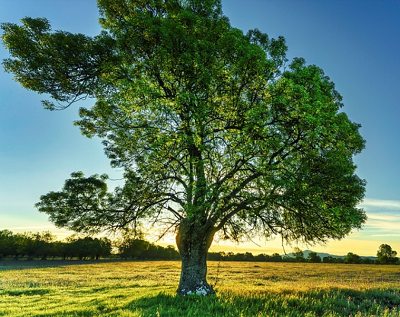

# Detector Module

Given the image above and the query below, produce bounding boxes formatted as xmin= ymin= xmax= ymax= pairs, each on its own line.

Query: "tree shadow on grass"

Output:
xmin=0 ymin=259 xmax=126 ymax=271
xmin=126 ymin=288 xmax=400 ymax=317
xmin=125 ymin=292 xmax=226 ymax=317
xmin=1 ymin=289 xmax=52 ymax=296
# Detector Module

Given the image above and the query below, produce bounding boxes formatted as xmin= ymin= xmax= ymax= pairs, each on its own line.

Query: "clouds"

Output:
xmin=359 ymin=199 xmax=400 ymax=237
xmin=367 ymin=214 xmax=398 ymax=221
xmin=0 ymin=225 xmax=73 ymax=240
xmin=0 ymin=225 xmax=55 ymax=231
xmin=360 ymin=199 xmax=400 ymax=210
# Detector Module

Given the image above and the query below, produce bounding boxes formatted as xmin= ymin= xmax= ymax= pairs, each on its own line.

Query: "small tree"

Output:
xmin=377 ymin=244 xmax=398 ymax=265
xmin=16 ymin=232 xmax=37 ymax=259
xmin=66 ymin=236 xmax=98 ymax=260
xmin=98 ymin=237 xmax=113 ymax=259
xmin=307 ymin=251 xmax=321 ymax=263
xmin=322 ymin=256 xmax=335 ymax=263
xmin=2 ymin=0 xmax=366 ymax=295
xmin=344 ymin=252 xmax=361 ymax=264
xmin=118 ymin=237 xmax=150 ymax=259
xmin=293 ymin=247 xmax=305 ymax=262
xmin=270 ymin=253 xmax=283 ymax=262
xmin=53 ymin=241 xmax=67 ymax=260
xmin=32 ymin=231 xmax=56 ymax=260
xmin=0 ymin=230 xmax=16 ymax=259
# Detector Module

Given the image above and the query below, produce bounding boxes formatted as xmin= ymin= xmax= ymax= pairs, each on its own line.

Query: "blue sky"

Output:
xmin=1 ymin=0 xmax=400 ymax=256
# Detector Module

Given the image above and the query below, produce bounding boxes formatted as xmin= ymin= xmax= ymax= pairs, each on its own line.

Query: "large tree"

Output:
xmin=2 ymin=0 xmax=366 ymax=295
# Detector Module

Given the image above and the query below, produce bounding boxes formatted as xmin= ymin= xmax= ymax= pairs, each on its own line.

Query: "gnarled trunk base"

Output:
xmin=176 ymin=220 xmax=215 ymax=296
xmin=177 ymin=253 xmax=215 ymax=296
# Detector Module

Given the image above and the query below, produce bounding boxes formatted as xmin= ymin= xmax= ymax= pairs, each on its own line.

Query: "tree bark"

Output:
xmin=175 ymin=220 xmax=215 ymax=296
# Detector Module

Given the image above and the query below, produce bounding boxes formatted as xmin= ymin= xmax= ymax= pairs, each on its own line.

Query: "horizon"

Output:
xmin=0 ymin=226 xmax=389 ymax=258
xmin=0 ymin=226 xmax=384 ymax=258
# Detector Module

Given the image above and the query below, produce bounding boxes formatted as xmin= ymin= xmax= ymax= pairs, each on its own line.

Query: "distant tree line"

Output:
xmin=208 ymin=245 xmax=398 ymax=265
xmin=0 ymin=230 xmax=113 ymax=260
xmin=0 ymin=230 xmax=397 ymax=264
xmin=117 ymin=236 xmax=180 ymax=260
xmin=0 ymin=230 xmax=179 ymax=261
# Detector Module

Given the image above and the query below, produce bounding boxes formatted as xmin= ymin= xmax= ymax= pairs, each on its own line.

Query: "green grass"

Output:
xmin=1 ymin=261 xmax=400 ymax=316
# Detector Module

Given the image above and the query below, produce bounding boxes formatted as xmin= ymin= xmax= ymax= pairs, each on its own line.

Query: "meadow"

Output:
xmin=1 ymin=261 xmax=400 ymax=317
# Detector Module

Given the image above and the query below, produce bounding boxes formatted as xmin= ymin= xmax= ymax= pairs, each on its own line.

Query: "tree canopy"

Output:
xmin=377 ymin=244 xmax=398 ymax=264
xmin=2 ymin=0 xmax=366 ymax=295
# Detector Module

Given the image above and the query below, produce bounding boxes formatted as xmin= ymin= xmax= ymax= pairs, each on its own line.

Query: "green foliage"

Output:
xmin=35 ymin=172 xmax=153 ymax=234
xmin=100 ymin=230 xmax=182 ymax=260
xmin=345 ymin=252 xmax=361 ymax=264
xmin=1 ymin=17 xmax=114 ymax=109
xmin=0 ymin=230 xmax=16 ymax=259
xmin=292 ymin=247 xmax=305 ymax=262
xmin=28 ymin=231 xmax=57 ymax=260
xmin=117 ymin=236 xmax=150 ymax=259
xmin=65 ymin=236 xmax=112 ymax=260
xmin=377 ymin=244 xmax=398 ymax=265
xmin=307 ymin=252 xmax=321 ymax=263
xmin=0 ymin=231 xmax=56 ymax=260
xmin=0 ymin=230 xmax=180 ymax=261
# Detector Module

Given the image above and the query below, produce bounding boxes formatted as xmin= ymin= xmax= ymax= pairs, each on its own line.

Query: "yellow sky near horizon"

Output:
xmin=1 ymin=223 xmax=396 ymax=258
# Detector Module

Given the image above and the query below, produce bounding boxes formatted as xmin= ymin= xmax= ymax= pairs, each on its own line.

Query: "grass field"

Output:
xmin=1 ymin=261 xmax=400 ymax=316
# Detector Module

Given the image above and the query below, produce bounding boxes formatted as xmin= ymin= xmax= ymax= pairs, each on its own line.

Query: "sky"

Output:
xmin=1 ymin=0 xmax=400 ymax=256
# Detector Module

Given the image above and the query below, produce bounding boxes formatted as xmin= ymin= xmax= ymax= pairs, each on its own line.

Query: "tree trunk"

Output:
xmin=175 ymin=220 xmax=215 ymax=296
